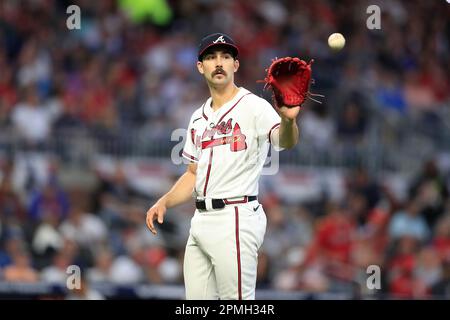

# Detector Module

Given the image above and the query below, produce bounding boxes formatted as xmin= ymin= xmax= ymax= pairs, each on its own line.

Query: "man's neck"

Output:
xmin=209 ymin=83 xmax=239 ymax=111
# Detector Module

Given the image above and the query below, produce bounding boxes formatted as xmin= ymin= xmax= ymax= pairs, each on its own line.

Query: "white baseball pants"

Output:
xmin=183 ymin=200 xmax=267 ymax=300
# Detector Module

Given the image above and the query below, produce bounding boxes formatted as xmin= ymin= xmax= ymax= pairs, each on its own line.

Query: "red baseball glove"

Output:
xmin=263 ymin=57 xmax=320 ymax=108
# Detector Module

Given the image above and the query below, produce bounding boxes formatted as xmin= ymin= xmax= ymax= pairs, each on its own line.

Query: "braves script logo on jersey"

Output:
xmin=212 ymin=35 xmax=226 ymax=44
xmin=191 ymin=119 xmax=247 ymax=152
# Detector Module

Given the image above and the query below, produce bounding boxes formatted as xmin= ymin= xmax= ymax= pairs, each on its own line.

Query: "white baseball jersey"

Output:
xmin=182 ymin=87 xmax=282 ymax=199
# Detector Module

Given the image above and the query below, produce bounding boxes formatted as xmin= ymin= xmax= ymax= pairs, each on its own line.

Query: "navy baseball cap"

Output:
xmin=198 ymin=33 xmax=239 ymax=61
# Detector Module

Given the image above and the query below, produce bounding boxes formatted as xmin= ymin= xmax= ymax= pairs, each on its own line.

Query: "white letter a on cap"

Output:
xmin=213 ymin=36 xmax=225 ymax=43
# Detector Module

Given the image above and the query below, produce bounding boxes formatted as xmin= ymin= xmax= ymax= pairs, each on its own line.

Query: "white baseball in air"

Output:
xmin=328 ymin=33 xmax=345 ymax=51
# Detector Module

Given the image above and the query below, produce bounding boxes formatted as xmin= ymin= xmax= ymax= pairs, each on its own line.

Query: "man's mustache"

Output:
xmin=212 ymin=68 xmax=227 ymax=77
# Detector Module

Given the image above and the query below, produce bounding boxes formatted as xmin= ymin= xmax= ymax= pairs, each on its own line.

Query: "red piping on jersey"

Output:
xmin=201 ymin=92 xmax=251 ymax=122
xmin=201 ymin=93 xmax=250 ymax=197
xmin=182 ymin=151 xmax=198 ymax=162
xmin=200 ymin=102 xmax=208 ymax=121
xmin=217 ymin=93 xmax=251 ymax=124
xmin=203 ymin=147 xmax=213 ymax=196
xmin=235 ymin=206 xmax=242 ymax=300
xmin=268 ymin=123 xmax=281 ymax=145
xmin=202 ymin=109 xmax=208 ymax=121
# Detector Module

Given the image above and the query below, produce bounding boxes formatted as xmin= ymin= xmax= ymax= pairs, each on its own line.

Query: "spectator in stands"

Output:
xmin=289 ymin=206 xmax=314 ymax=248
xmin=0 ymin=235 xmax=25 ymax=268
xmin=346 ymin=191 xmax=369 ymax=227
xmin=375 ymin=70 xmax=407 ymax=115
xmin=409 ymin=159 xmax=448 ymax=228
xmin=31 ymin=208 xmax=64 ymax=269
xmin=0 ymin=159 xmax=26 ymax=223
xmin=308 ymin=202 xmax=356 ymax=266
xmin=388 ymin=197 xmax=430 ymax=242
xmin=113 ymin=64 xmax=141 ymax=129
xmin=0 ymin=57 xmax=17 ymax=126
xmin=337 ymin=100 xmax=367 ymax=142
xmin=140 ymin=246 xmax=167 ymax=284
xmin=109 ymin=254 xmax=144 ymax=286
xmin=256 ymin=251 xmax=271 ymax=289
xmin=28 ymin=180 xmax=70 ymax=222
xmin=3 ymin=250 xmax=39 ymax=283
xmin=347 ymin=168 xmax=382 ymax=213
xmin=58 ymin=237 xmax=92 ymax=271
xmin=431 ymin=259 xmax=450 ymax=299
xmin=403 ymin=70 xmax=438 ymax=116
xmin=40 ymin=250 xmax=75 ymax=284
xmin=94 ymin=164 xmax=134 ymax=206
xmin=300 ymin=103 xmax=335 ymax=151
xmin=299 ymin=202 xmax=357 ymax=288
xmin=432 ymin=214 xmax=450 ymax=262
xmin=59 ymin=206 xmax=108 ymax=250
xmin=53 ymin=93 xmax=84 ymax=132
xmin=16 ymin=39 xmax=51 ymax=91
xmin=414 ymin=246 xmax=443 ymax=295
xmin=262 ymin=200 xmax=306 ymax=277
xmin=387 ymin=236 xmax=420 ymax=298
xmin=93 ymin=165 xmax=139 ymax=230
xmin=363 ymin=200 xmax=392 ymax=257
xmin=87 ymin=248 xmax=114 ymax=283
xmin=11 ymin=86 xmax=56 ymax=149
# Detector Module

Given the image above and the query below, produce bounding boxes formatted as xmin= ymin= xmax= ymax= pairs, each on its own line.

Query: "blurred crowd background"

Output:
xmin=0 ymin=0 xmax=449 ymax=299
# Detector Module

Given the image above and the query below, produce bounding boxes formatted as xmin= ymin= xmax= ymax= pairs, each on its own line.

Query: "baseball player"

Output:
xmin=146 ymin=33 xmax=302 ymax=300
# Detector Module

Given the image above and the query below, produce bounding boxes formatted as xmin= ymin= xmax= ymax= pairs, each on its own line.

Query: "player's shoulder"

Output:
xmin=239 ymin=88 xmax=270 ymax=105
xmin=190 ymin=107 xmax=203 ymax=120
xmin=240 ymin=88 xmax=274 ymax=112
xmin=189 ymin=99 xmax=210 ymax=123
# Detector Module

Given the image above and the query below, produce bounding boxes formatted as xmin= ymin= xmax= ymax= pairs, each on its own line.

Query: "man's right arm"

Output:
xmin=146 ymin=163 xmax=197 ymax=235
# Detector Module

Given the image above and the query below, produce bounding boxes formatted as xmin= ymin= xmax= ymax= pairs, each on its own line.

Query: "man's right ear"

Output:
xmin=197 ymin=61 xmax=204 ymax=75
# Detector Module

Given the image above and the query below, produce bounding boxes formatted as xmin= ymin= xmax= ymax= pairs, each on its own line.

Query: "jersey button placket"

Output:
xmin=203 ymin=112 xmax=217 ymax=197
